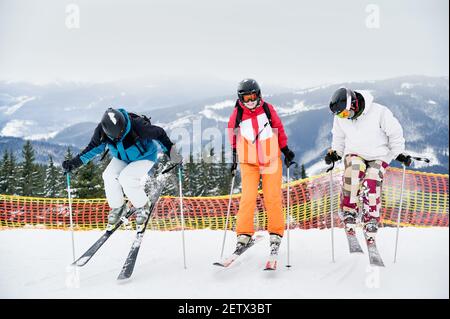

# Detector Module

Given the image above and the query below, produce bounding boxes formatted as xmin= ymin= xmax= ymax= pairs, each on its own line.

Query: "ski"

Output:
xmin=364 ymin=234 xmax=385 ymax=267
xmin=345 ymin=229 xmax=364 ymax=253
xmin=263 ymin=236 xmax=281 ymax=271
xmin=263 ymin=256 xmax=278 ymax=271
xmin=72 ymin=208 xmax=136 ymax=267
xmin=213 ymin=235 xmax=264 ymax=268
xmin=117 ymin=163 xmax=178 ymax=280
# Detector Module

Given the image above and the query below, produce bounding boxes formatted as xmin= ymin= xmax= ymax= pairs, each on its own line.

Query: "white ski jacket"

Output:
xmin=331 ymin=90 xmax=405 ymax=164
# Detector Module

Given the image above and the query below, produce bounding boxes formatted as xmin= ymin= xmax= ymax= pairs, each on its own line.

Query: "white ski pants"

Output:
xmin=102 ymin=157 xmax=154 ymax=209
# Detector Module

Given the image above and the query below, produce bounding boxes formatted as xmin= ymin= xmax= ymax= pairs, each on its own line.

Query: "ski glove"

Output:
xmin=281 ymin=146 xmax=295 ymax=168
xmin=325 ymin=150 xmax=341 ymax=165
xmin=395 ymin=153 xmax=412 ymax=167
xmin=231 ymin=148 xmax=238 ymax=176
xmin=62 ymin=156 xmax=83 ymax=173
xmin=168 ymin=145 xmax=183 ymax=164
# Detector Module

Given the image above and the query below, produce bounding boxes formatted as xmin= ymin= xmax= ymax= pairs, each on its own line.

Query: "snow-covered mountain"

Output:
xmin=0 ymin=75 xmax=448 ymax=173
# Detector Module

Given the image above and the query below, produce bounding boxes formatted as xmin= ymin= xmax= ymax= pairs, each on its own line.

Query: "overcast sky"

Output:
xmin=0 ymin=0 xmax=448 ymax=88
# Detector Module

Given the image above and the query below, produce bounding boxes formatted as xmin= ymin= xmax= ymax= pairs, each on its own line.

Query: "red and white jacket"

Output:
xmin=228 ymin=99 xmax=288 ymax=166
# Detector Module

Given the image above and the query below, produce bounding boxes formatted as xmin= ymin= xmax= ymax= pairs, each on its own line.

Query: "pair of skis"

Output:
xmin=345 ymin=229 xmax=385 ymax=267
xmin=72 ymin=162 xmax=178 ymax=280
xmin=213 ymin=235 xmax=279 ymax=271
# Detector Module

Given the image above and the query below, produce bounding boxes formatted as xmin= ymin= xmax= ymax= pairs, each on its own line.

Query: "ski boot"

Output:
xmin=269 ymin=234 xmax=282 ymax=256
xmin=342 ymin=211 xmax=357 ymax=235
xmin=236 ymin=234 xmax=252 ymax=252
xmin=106 ymin=204 xmax=127 ymax=231
xmin=135 ymin=203 xmax=151 ymax=232
xmin=363 ymin=215 xmax=379 ymax=244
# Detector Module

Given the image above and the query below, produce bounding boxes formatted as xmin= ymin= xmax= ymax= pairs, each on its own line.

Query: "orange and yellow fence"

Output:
xmin=0 ymin=168 xmax=448 ymax=231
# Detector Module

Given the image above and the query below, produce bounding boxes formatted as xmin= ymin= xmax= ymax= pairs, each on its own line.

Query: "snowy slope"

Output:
xmin=0 ymin=227 xmax=447 ymax=299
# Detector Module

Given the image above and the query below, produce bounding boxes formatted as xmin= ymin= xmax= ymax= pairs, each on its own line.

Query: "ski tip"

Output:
xmin=264 ymin=260 xmax=277 ymax=271
xmin=285 ymin=264 xmax=292 ymax=268
xmin=117 ymin=273 xmax=131 ymax=281
xmin=213 ymin=262 xmax=225 ymax=267
xmin=72 ymin=256 xmax=89 ymax=267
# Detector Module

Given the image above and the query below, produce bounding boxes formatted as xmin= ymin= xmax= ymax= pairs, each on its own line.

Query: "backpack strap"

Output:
xmin=261 ymin=102 xmax=273 ymax=126
xmin=129 ymin=128 xmax=145 ymax=156
xmin=234 ymin=100 xmax=244 ymax=129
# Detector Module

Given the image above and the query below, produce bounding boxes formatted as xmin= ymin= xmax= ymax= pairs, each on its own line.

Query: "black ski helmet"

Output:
xmin=101 ymin=108 xmax=127 ymax=141
xmin=329 ymin=87 xmax=358 ymax=119
xmin=237 ymin=79 xmax=261 ymax=104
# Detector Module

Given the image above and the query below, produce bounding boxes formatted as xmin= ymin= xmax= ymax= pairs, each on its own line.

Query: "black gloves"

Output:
xmin=396 ymin=153 xmax=412 ymax=167
xmin=62 ymin=156 xmax=83 ymax=174
xmin=325 ymin=150 xmax=341 ymax=165
xmin=231 ymin=149 xmax=238 ymax=176
xmin=281 ymin=146 xmax=295 ymax=168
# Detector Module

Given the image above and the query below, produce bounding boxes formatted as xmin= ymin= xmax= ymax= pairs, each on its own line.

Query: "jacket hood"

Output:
xmin=117 ymin=108 xmax=131 ymax=142
xmin=355 ymin=90 xmax=374 ymax=116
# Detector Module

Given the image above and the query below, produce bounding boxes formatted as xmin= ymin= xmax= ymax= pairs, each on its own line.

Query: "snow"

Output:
xmin=276 ymin=101 xmax=326 ymax=116
xmin=26 ymin=130 xmax=60 ymax=141
xmin=199 ymin=100 xmax=235 ymax=123
xmin=0 ymin=119 xmax=35 ymax=137
xmin=0 ymin=227 xmax=447 ymax=298
xmin=1 ymin=96 xmax=36 ymax=115
xmin=401 ymin=83 xmax=414 ymax=89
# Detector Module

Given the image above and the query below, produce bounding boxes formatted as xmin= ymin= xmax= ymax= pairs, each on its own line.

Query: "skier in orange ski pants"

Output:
xmin=228 ymin=79 xmax=296 ymax=254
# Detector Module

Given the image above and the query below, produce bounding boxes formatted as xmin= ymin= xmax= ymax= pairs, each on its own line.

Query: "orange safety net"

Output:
xmin=0 ymin=167 xmax=448 ymax=231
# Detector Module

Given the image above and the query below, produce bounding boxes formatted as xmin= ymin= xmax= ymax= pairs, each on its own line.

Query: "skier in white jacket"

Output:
xmin=325 ymin=87 xmax=411 ymax=242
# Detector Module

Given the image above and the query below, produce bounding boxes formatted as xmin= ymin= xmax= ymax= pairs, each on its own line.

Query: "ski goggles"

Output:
xmin=336 ymin=109 xmax=354 ymax=119
xmin=241 ymin=92 xmax=258 ymax=103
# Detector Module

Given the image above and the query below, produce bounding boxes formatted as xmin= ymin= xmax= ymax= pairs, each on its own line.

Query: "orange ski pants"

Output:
xmin=236 ymin=158 xmax=284 ymax=237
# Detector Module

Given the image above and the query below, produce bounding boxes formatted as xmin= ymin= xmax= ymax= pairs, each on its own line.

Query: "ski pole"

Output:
xmin=327 ymin=161 xmax=336 ymax=263
xmin=220 ymin=174 xmax=236 ymax=258
xmin=286 ymin=164 xmax=292 ymax=268
xmin=66 ymin=172 xmax=76 ymax=263
xmin=394 ymin=164 xmax=406 ymax=263
xmin=178 ymin=164 xmax=187 ymax=269
xmin=393 ymin=156 xmax=429 ymax=263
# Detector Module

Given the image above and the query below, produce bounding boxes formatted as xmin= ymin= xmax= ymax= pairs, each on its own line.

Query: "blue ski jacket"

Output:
xmin=77 ymin=109 xmax=173 ymax=165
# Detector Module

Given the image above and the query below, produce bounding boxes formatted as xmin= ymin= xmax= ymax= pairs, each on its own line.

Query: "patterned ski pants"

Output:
xmin=341 ymin=154 xmax=389 ymax=222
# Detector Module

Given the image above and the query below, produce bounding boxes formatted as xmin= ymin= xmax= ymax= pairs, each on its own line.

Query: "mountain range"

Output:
xmin=0 ymin=75 xmax=448 ymax=175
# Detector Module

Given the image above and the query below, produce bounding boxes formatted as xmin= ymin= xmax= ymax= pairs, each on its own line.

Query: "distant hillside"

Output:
xmin=0 ymin=136 xmax=80 ymax=164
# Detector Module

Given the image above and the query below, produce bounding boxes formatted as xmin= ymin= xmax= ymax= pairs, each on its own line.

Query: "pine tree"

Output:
xmin=33 ymin=164 xmax=46 ymax=197
xmin=64 ymin=147 xmax=74 ymax=161
xmin=301 ymin=164 xmax=308 ymax=179
xmin=218 ymin=144 xmax=234 ymax=196
xmin=17 ymin=141 xmax=38 ymax=196
xmin=0 ymin=151 xmax=8 ymax=193
xmin=44 ymin=155 xmax=62 ymax=197
xmin=72 ymin=160 xmax=104 ymax=198
xmin=291 ymin=163 xmax=302 ymax=181
xmin=6 ymin=151 xmax=18 ymax=195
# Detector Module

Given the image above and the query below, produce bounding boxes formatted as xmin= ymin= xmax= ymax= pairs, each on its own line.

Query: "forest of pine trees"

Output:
xmin=0 ymin=142 xmax=308 ymax=198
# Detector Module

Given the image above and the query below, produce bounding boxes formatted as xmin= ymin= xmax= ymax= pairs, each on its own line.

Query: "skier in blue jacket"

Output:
xmin=62 ymin=108 xmax=182 ymax=231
